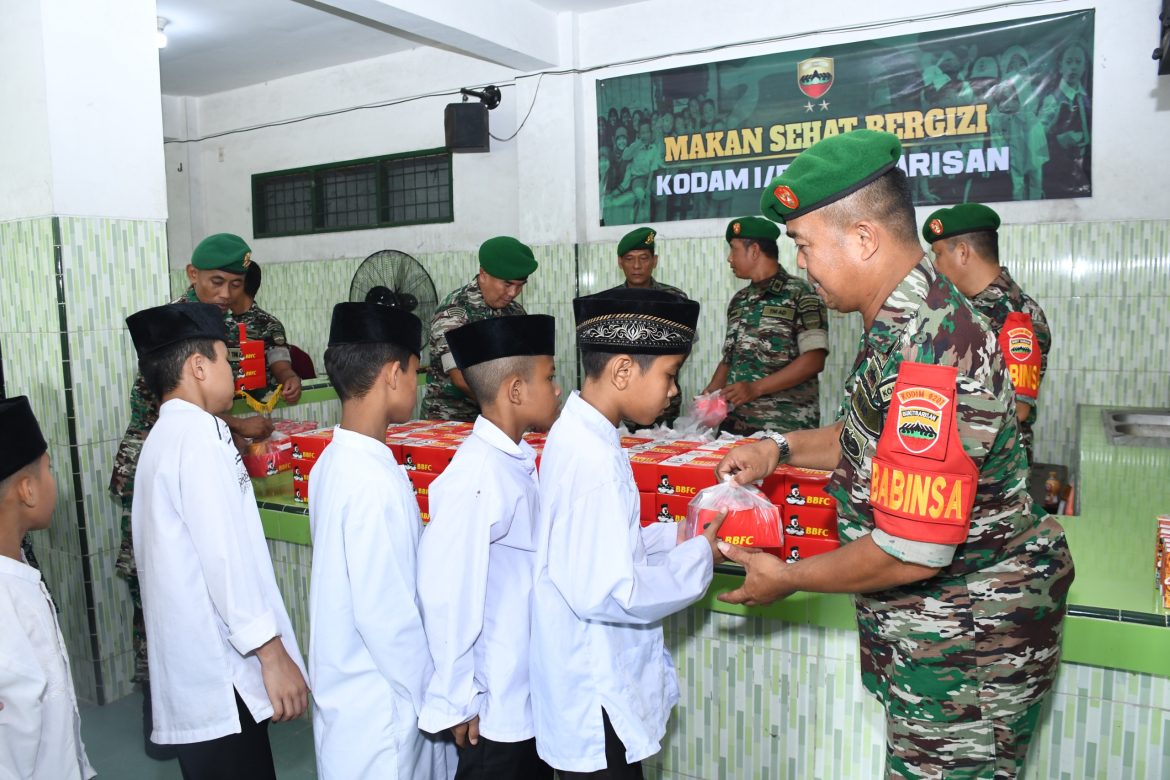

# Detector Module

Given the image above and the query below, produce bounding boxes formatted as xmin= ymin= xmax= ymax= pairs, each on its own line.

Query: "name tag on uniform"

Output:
xmin=762 ymin=305 xmax=794 ymax=320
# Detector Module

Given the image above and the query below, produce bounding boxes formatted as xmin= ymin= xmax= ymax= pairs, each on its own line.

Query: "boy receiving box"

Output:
xmin=418 ymin=315 xmax=561 ymax=780
xmin=530 ymin=289 xmax=726 ymax=779
xmin=309 ymin=302 xmax=453 ymax=779
xmin=0 ymin=397 xmax=94 ymax=779
xmin=128 ymin=303 xmax=308 ymax=779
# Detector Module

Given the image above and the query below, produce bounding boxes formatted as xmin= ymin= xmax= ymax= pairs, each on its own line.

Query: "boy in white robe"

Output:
xmin=530 ymin=289 xmax=726 ymax=778
xmin=309 ymin=301 xmax=453 ymax=779
xmin=0 ymin=396 xmax=94 ymax=780
xmin=418 ymin=315 xmax=560 ymax=779
xmin=128 ymin=302 xmax=309 ymax=779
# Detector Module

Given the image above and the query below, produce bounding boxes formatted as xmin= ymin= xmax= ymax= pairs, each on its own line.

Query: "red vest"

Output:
xmin=996 ymin=311 xmax=1041 ymax=399
xmin=870 ymin=361 xmax=978 ymax=545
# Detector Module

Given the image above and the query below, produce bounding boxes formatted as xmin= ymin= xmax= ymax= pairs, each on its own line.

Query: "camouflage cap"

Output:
xmin=725 ymin=216 xmax=780 ymax=243
xmin=479 ymin=236 xmax=537 ymax=281
xmin=191 ymin=233 xmax=252 ymax=275
xmin=922 ymin=203 xmax=1001 ymax=244
xmin=760 ymin=129 xmax=901 ymax=222
xmin=618 ymin=227 xmax=657 ymax=256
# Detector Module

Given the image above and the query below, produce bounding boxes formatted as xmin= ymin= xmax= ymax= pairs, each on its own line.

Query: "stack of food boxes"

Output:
xmin=287 ymin=422 xmax=839 ymax=560
xmin=1157 ymin=515 xmax=1170 ymax=609
xmin=235 ymin=324 xmax=266 ymax=393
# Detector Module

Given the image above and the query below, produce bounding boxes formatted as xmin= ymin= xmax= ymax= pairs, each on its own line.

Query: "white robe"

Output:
xmin=417 ymin=416 xmax=540 ymax=742
xmin=132 ymin=398 xmax=306 ymax=744
xmin=0 ymin=554 xmax=95 ymax=779
xmin=308 ymin=426 xmax=453 ymax=780
xmin=530 ymin=392 xmax=714 ymax=773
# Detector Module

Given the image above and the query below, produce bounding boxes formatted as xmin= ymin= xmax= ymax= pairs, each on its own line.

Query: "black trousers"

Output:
xmin=558 ymin=710 xmax=643 ymax=780
xmin=455 ymin=735 xmax=552 ymax=780
xmin=173 ymin=691 xmax=277 ymax=780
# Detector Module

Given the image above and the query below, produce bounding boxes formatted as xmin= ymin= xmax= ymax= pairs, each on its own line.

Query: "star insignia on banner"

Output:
xmin=804 ymin=101 xmax=815 ymax=113
xmin=819 ymin=100 xmax=831 ymax=111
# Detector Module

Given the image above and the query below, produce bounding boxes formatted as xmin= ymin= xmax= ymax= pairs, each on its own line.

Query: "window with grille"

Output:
xmin=252 ymin=149 xmax=452 ymax=238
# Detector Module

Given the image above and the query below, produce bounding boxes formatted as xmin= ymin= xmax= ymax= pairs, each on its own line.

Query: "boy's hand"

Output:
xmin=701 ymin=511 xmax=728 ymax=564
xmin=451 ymin=715 xmax=480 ymax=748
xmin=256 ymin=637 xmax=309 ymax=722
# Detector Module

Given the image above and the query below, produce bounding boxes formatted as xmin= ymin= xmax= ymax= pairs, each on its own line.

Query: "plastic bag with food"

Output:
xmin=679 ymin=475 xmax=783 ymax=549
xmin=241 ymin=431 xmax=293 ymax=478
xmin=689 ymin=390 xmax=729 ymax=429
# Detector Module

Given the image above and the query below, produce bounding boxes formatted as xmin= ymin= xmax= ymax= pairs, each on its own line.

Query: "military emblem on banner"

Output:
xmin=894 ymin=387 xmax=949 ymax=455
xmin=1007 ymin=327 xmax=1034 ymax=359
xmin=797 ymin=57 xmax=834 ymax=99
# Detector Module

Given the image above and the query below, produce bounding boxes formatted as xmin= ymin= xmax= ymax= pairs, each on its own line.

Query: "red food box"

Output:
xmin=766 ymin=466 xmax=838 ymax=541
xmin=783 ymin=536 xmax=840 ymax=562
xmin=620 ymin=435 xmax=654 ymax=449
xmin=639 ymin=491 xmax=690 ymax=527
xmin=235 ymin=324 xmax=266 ymax=392
xmin=290 ymin=429 xmax=334 ymax=463
xmin=409 ymin=470 xmax=437 ymax=500
xmin=654 ymin=453 xmax=721 ymax=499
xmin=628 ymin=449 xmax=680 ymax=492
xmin=694 ymin=505 xmax=783 ymax=550
xmin=402 ymin=438 xmax=459 ymax=475
xmin=292 ymin=472 xmax=309 ymax=504
xmin=242 ymin=436 xmax=293 ymax=478
xmin=417 ymin=492 xmax=430 ymax=524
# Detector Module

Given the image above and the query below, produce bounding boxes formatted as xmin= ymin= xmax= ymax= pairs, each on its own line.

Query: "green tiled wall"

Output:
xmin=644 ymin=610 xmax=1170 ymax=778
xmin=1 ymin=216 xmax=170 ymax=704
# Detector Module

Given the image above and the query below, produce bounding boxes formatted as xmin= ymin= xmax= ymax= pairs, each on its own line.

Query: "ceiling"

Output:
xmin=157 ymin=0 xmax=645 ymax=96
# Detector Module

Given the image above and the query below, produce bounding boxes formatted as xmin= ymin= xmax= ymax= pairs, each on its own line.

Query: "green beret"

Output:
xmin=725 ymin=216 xmax=780 ymax=244
xmin=922 ymin=203 xmax=1001 ymax=244
xmin=191 ymin=233 xmax=252 ymax=275
xmin=760 ymin=129 xmax=901 ymax=222
xmin=617 ymin=227 xmax=657 ymax=257
xmin=479 ymin=236 xmax=537 ymax=281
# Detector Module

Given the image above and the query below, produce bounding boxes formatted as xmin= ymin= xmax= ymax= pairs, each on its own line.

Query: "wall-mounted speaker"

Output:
xmin=445 ymin=103 xmax=490 ymax=153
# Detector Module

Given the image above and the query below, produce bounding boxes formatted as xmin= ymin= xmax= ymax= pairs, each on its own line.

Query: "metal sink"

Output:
xmin=1102 ymin=408 xmax=1170 ymax=447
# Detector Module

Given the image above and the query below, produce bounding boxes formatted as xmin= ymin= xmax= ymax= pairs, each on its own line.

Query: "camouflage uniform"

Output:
xmin=968 ymin=268 xmax=1050 ymax=464
xmin=606 ymin=278 xmax=689 ymax=428
xmin=830 ymin=258 xmax=1074 ymax=778
xmin=421 ymin=276 xmax=526 ymax=421
xmin=721 ymin=269 xmax=828 ymax=434
xmin=110 ymin=286 xmax=282 ymax=681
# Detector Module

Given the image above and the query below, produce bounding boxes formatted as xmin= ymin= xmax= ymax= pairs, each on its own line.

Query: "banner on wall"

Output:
xmin=595 ymin=11 xmax=1093 ymax=227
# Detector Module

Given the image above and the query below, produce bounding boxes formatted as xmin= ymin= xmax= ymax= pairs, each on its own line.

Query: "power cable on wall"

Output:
xmin=163 ymin=0 xmax=1068 ymax=146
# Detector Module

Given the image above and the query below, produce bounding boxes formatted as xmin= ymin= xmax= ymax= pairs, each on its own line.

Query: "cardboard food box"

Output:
xmin=639 ymin=491 xmax=690 ymax=527
xmin=1157 ymin=516 xmax=1170 ymax=608
xmin=241 ymin=435 xmax=294 ymax=478
xmin=409 ymin=470 xmax=437 ymax=500
xmin=290 ymin=429 xmax=335 ymax=464
xmin=766 ymin=466 xmax=838 ymax=541
xmin=783 ymin=536 xmax=840 ymax=563
xmin=628 ymin=449 xmax=681 ymax=493
xmin=653 ymin=452 xmax=722 ymax=499
xmin=401 ymin=438 xmax=459 ymax=475
xmin=292 ymin=471 xmax=309 ymax=504
xmin=416 ymin=492 xmax=430 ymax=524
xmin=235 ymin=324 xmax=266 ymax=393
xmin=693 ymin=504 xmax=783 ymax=550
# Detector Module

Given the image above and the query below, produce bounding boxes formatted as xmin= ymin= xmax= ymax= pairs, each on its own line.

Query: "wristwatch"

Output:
xmin=758 ymin=430 xmax=791 ymax=465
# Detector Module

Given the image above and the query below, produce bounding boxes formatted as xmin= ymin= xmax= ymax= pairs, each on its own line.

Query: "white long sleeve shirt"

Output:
xmin=132 ymin=398 xmax=306 ymax=745
xmin=0 ymin=554 xmax=95 ymax=779
xmin=417 ymin=416 xmax=541 ymax=742
xmin=530 ymin=392 xmax=714 ymax=772
xmin=308 ymin=426 xmax=451 ymax=780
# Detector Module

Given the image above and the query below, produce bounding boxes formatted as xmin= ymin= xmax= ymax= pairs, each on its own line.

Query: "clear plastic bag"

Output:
xmin=689 ymin=390 xmax=729 ymax=429
xmin=680 ymin=475 xmax=783 ymax=549
xmin=242 ymin=431 xmax=293 ymax=478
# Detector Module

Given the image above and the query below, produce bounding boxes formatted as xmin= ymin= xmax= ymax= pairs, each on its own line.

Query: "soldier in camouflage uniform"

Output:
xmin=704 ymin=216 xmax=828 ymax=435
xmin=422 ymin=236 xmax=536 ymax=421
xmin=717 ymin=131 xmax=1074 ymax=779
xmin=604 ymin=227 xmax=688 ymax=427
xmin=923 ymin=203 xmax=1051 ymax=464
xmin=109 ymin=234 xmax=279 ymax=757
xmin=230 ymin=259 xmax=304 ymax=404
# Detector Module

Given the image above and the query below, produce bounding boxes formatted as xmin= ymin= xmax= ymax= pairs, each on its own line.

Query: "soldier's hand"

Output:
xmin=715 ymin=440 xmax=780 ymax=485
xmin=234 ymin=415 xmax=275 ymax=441
xmin=281 ymin=374 xmax=303 ymax=404
xmin=721 ymin=381 xmax=759 ymax=407
xmin=717 ymin=543 xmax=793 ymax=606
